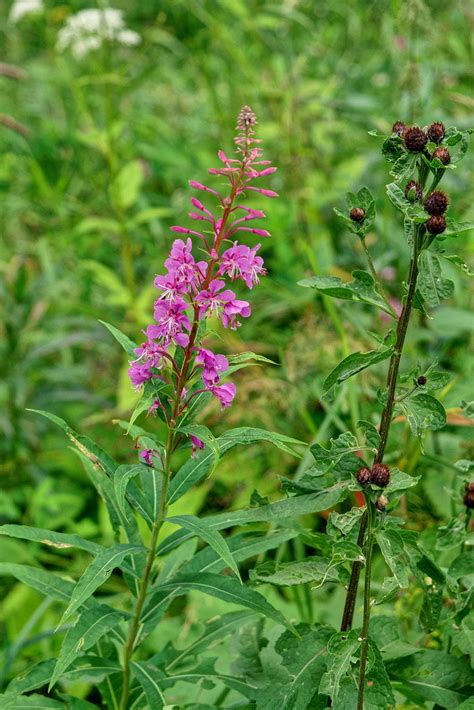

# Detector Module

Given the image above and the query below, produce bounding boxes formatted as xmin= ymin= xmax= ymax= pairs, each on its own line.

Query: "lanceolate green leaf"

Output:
xmin=114 ymin=464 xmax=160 ymax=519
xmin=99 ymin=320 xmax=138 ymax=358
xmin=250 ymin=557 xmax=339 ymax=587
xmin=323 ymin=347 xmax=393 ymax=393
xmin=50 ymin=605 xmax=125 ymax=689
xmin=418 ymin=251 xmax=454 ymax=307
xmin=158 ymin=483 xmax=350 ymax=556
xmin=0 ymin=563 xmax=74 ymax=601
xmin=60 ymin=544 xmax=144 ymax=624
xmin=167 ymin=514 xmax=241 ymax=580
xmin=0 ymin=525 xmax=103 ymax=555
xmin=0 ymin=694 xmax=64 ymax=709
xmin=154 ymin=573 xmax=293 ymax=632
xmin=130 ymin=662 xmax=166 ymax=708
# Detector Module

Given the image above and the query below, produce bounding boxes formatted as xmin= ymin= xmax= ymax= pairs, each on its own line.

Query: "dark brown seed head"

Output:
xmin=405 ymin=180 xmax=423 ymax=202
xmin=417 ymin=375 xmax=427 ymax=386
xmin=466 ymin=482 xmax=474 ymax=493
xmin=392 ymin=120 xmax=406 ymax=136
xmin=432 ymin=147 xmax=451 ymax=165
xmin=376 ymin=494 xmax=389 ymax=512
xmin=427 ymin=122 xmax=446 ymax=144
xmin=403 ymin=126 xmax=428 ymax=152
xmin=426 ymin=215 xmax=447 ymax=235
xmin=424 ymin=191 xmax=449 ymax=216
xmin=357 ymin=467 xmax=372 ymax=485
xmin=464 ymin=489 xmax=474 ymax=509
xmin=371 ymin=463 xmax=391 ymax=487
xmin=350 ymin=207 xmax=365 ymax=223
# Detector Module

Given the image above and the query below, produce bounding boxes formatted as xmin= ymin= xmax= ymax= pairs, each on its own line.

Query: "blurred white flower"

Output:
xmin=9 ymin=0 xmax=43 ymax=23
xmin=57 ymin=8 xmax=141 ymax=58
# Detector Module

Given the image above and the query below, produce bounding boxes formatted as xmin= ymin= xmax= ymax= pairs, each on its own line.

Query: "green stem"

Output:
xmin=118 ymin=430 xmax=173 ymax=710
xmin=340 ymin=225 xmax=422 ymax=632
xmin=357 ymin=499 xmax=375 ymax=710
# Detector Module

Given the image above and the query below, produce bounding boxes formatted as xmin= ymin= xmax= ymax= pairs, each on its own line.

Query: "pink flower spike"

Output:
xmin=246 ymin=186 xmax=279 ymax=198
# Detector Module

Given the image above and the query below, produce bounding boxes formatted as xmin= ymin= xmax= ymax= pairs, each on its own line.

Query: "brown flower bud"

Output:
xmin=376 ymin=494 xmax=389 ymax=511
xmin=403 ymin=126 xmax=428 ymax=152
xmin=464 ymin=489 xmax=474 ymax=509
xmin=392 ymin=120 xmax=406 ymax=136
xmin=371 ymin=463 xmax=391 ymax=487
xmin=466 ymin=482 xmax=474 ymax=493
xmin=426 ymin=215 xmax=447 ymax=235
xmin=432 ymin=147 xmax=450 ymax=165
xmin=405 ymin=180 xmax=423 ymax=202
xmin=357 ymin=467 xmax=372 ymax=485
xmin=417 ymin=375 xmax=427 ymax=386
xmin=424 ymin=191 xmax=449 ymax=216
xmin=427 ymin=122 xmax=446 ymax=144
xmin=350 ymin=207 xmax=365 ymax=223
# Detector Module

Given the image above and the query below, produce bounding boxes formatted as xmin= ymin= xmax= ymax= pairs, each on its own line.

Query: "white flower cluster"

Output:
xmin=57 ymin=8 xmax=141 ymax=58
xmin=9 ymin=0 xmax=43 ymax=23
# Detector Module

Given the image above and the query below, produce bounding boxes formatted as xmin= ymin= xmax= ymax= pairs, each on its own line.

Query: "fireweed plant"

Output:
xmin=0 ymin=108 xmax=307 ymax=708
xmin=0 ymin=114 xmax=472 ymax=709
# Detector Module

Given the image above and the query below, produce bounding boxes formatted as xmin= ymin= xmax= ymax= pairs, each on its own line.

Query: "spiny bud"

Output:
xmin=426 ymin=214 xmax=447 ymax=235
xmin=392 ymin=120 xmax=406 ymax=136
xmin=357 ymin=467 xmax=372 ymax=485
xmin=417 ymin=375 xmax=427 ymax=386
xmin=350 ymin=207 xmax=365 ymax=223
xmin=376 ymin=494 xmax=389 ymax=512
xmin=405 ymin=180 xmax=423 ymax=202
xmin=427 ymin=122 xmax=445 ymax=144
xmin=424 ymin=191 xmax=449 ymax=216
xmin=432 ymin=147 xmax=450 ymax=165
xmin=403 ymin=126 xmax=428 ymax=152
xmin=371 ymin=463 xmax=391 ymax=487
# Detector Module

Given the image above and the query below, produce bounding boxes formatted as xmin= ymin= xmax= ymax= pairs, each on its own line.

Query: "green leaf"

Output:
xmin=131 ymin=662 xmax=166 ymax=708
xmin=390 ymin=151 xmax=417 ymax=181
xmin=249 ymin=557 xmax=339 ymax=587
xmin=218 ymin=427 xmax=304 ymax=456
xmin=323 ymin=347 xmax=393 ymax=393
xmin=298 ymin=270 xmax=391 ymax=314
xmin=158 ymin=483 xmax=350 ymax=556
xmin=114 ymin=464 xmax=160 ymax=519
xmin=0 ymin=563 xmax=73 ymax=601
xmin=418 ymin=251 xmax=454 ymax=307
xmin=50 ymin=605 xmax=124 ymax=689
xmin=5 ymin=660 xmax=56 ymax=697
xmin=311 ymin=431 xmax=359 ymax=467
xmin=0 ymin=525 xmax=103 ymax=555
xmin=441 ymin=254 xmax=474 ymax=277
xmin=154 ymin=573 xmax=294 ymax=632
xmin=388 ymin=649 xmax=472 ymax=708
xmin=318 ymin=630 xmax=360 ymax=704
xmin=256 ymin=624 xmax=332 ymax=709
xmin=167 ymin=514 xmax=241 ymax=580
xmin=386 ymin=182 xmax=411 ymax=212
xmin=100 ymin=320 xmax=137 ymax=358
xmin=385 ymin=468 xmax=419 ymax=495
xmin=401 ymin=392 xmax=447 ymax=436
xmin=165 ymin=610 xmax=256 ymax=671
xmin=357 ymin=420 xmax=381 ymax=450
xmin=110 ymin=160 xmax=144 ymax=210
xmin=0 ymin=695 xmax=64 ymax=709
xmin=448 ymin=551 xmax=474 ymax=589
xmin=61 ymin=544 xmax=143 ymax=623
xmin=376 ymin=530 xmax=409 ymax=587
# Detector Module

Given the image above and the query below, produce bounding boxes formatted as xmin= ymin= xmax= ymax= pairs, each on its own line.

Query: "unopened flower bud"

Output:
xmin=403 ymin=126 xmax=428 ymax=152
xmin=357 ymin=467 xmax=372 ymax=485
xmin=464 ymin=488 xmax=474 ymax=509
xmin=405 ymin=180 xmax=423 ymax=202
xmin=432 ymin=147 xmax=450 ymax=165
xmin=417 ymin=375 xmax=427 ymax=386
xmin=426 ymin=215 xmax=447 ymax=235
xmin=350 ymin=207 xmax=365 ymax=223
xmin=427 ymin=122 xmax=445 ymax=144
xmin=376 ymin=494 xmax=389 ymax=512
xmin=371 ymin=463 xmax=391 ymax=487
xmin=466 ymin=482 xmax=474 ymax=493
xmin=392 ymin=120 xmax=406 ymax=136
xmin=424 ymin=191 xmax=449 ymax=216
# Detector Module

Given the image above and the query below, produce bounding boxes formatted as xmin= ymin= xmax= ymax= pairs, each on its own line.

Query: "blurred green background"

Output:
xmin=0 ymin=0 xmax=473 ymax=689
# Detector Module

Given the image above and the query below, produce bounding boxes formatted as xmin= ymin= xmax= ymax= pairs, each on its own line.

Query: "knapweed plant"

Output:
xmin=0 ymin=113 xmax=473 ymax=710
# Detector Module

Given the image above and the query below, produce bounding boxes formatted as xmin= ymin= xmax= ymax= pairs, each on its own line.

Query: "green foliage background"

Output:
xmin=0 ymin=0 xmax=473 ymax=698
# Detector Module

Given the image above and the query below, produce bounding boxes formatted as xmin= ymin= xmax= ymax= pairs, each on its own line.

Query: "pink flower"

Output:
xmin=219 ymin=242 xmax=266 ymax=288
xmin=129 ymin=362 xmax=153 ymax=389
xmin=140 ymin=449 xmax=156 ymax=466
xmin=195 ymin=280 xmax=235 ymax=320
xmin=195 ymin=348 xmax=229 ymax=387
xmin=210 ymin=382 xmax=236 ymax=408
xmin=222 ymin=298 xmax=251 ymax=329
xmin=190 ymin=434 xmax=205 ymax=456
xmin=150 ymin=298 xmax=190 ymax=347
